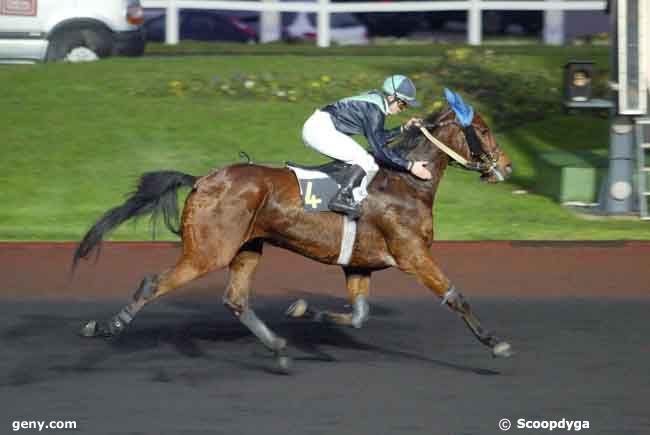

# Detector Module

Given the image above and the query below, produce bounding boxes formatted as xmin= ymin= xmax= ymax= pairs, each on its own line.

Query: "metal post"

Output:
xmin=600 ymin=117 xmax=636 ymax=213
xmin=467 ymin=0 xmax=482 ymax=46
xmin=634 ymin=118 xmax=650 ymax=218
xmin=543 ymin=0 xmax=565 ymax=45
xmin=165 ymin=0 xmax=179 ymax=45
xmin=316 ymin=0 xmax=331 ymax=48
xmin=599 ymin=0 xmax=637 ymax=214
xmin=260 ymin=0 xmax=281 ymax=43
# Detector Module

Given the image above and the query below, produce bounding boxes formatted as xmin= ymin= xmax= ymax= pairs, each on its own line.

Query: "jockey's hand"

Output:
xmin=411 ymin=161 xmax=432 ymax=180
xmin=404 ymin=117 xmax=424 ymax=131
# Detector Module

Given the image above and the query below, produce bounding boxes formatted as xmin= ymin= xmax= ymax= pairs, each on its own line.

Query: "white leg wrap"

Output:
xmin=351 ymin=295 xmax=369 ymax=328
xmin=441 ymin=285 xmax=459 ymax=306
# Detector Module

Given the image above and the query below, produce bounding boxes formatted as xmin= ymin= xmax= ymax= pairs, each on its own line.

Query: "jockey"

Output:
xmin=302 ymin=74 xmax=433 ymax=219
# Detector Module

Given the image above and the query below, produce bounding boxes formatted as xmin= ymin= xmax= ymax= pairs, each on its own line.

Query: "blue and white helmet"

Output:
xmin=382 ymin=75 xmax=420 ymax=107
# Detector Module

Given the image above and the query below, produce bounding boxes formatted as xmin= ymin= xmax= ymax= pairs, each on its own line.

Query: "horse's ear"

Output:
xmin=443 ymin=87 xmax=456 ymax=105
xmin=443 ymin=88 xmax=474 ymax=127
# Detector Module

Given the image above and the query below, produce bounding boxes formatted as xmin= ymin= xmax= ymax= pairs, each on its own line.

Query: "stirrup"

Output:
xmin=329 ymin=193 xmax=361 ymax=219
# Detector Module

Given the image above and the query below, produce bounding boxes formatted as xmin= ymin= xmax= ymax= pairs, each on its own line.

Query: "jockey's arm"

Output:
xmin=363 ymin=109 xmax=411 ymax=171
xmin=384 ymin=124 xmax=402 ymax=143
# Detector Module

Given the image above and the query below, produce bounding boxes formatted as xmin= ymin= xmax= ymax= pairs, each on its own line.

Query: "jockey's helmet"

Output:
xmin=382 ymin=75 xmax=420 ymax=107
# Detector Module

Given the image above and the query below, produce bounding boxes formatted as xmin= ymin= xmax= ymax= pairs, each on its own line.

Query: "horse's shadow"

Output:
xmin=284 ymin=322 xmax=499 ymax=376
xmin=1 ymin=294 xmax=499 ymax=386
xmin=117 ymin=291 xmax=500 ymax=376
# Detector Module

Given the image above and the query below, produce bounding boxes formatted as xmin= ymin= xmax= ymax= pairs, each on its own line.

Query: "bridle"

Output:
xmin=419 ymin=109 xmax=504 ymax=181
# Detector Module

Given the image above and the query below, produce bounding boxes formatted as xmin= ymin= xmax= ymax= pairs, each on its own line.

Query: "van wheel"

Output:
xmin=46 ymin=27 xmax=112 ymax=63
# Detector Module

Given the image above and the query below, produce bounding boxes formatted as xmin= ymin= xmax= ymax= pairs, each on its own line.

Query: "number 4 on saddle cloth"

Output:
xmin=287 ymin=161 xmax=353 ymax=213
xmin=287 ymin=160 xmax=361 ymax=266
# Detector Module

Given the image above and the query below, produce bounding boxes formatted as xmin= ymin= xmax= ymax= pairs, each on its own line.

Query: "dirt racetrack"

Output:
xmin=0 ymin=242 xmax=648 ymax=435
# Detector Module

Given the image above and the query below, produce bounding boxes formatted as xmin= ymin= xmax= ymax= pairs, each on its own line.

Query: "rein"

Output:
xmin=418 ymin=118 xmax=503 ymax=180
xmin=419 ymin=126 xmax=472 ymax=168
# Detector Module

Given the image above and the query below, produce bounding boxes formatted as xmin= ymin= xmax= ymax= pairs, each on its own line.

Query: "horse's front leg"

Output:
xmin=394 ymin=242 xmax=513 ymax=358
xmin=286 ymin=268 xmax=371 ymax=329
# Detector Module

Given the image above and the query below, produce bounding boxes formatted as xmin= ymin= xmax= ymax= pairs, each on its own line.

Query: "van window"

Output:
xmin=306 ymin=13 xmax=361 ymax=28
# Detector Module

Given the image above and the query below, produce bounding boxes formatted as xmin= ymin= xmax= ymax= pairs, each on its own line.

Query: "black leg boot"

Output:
xmin=329 ymin=165 xmax=366 ymax=219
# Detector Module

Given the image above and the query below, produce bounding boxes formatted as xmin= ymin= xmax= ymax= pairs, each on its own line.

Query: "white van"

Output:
xmin=0 ymin=0 xmax=145 ymax=63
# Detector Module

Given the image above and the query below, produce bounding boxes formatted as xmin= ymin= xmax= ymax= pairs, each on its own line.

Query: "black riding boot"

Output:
xmin=329 ymin=165 xmax=366 ymax=219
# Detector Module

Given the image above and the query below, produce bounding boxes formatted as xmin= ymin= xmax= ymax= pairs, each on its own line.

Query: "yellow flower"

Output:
xmin=321 ymin=75 xmax=331 ymax=83
xmin=430 ymin=101 xmax=444 ymax=112
xmin=311 ymin=81 xmax=321 ymax=88
xmin=448 ymin=48 xmax=471 ymax=62
xmin=169 ymin=80 xmax=182 ymax=88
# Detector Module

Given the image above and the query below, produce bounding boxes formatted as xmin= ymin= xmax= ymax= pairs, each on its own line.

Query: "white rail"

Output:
xmin=141 ymin=0 xmax=607 ymax=47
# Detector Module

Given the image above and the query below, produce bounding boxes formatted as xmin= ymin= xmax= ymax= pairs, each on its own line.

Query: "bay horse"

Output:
xmin=73 ymin=99 xmax=514 ymax=372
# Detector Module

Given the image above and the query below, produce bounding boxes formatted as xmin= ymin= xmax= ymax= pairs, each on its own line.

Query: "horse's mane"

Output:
xmin=389 ymin=109 xmax=450 ymax=162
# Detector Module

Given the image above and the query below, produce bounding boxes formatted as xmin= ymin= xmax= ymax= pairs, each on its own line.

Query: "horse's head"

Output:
xmin=403 ymin=89 xmax=512 ymax=183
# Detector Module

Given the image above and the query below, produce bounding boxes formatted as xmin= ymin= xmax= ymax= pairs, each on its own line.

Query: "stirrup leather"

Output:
xmin=329 ymin=188 xmax=361 ymax=219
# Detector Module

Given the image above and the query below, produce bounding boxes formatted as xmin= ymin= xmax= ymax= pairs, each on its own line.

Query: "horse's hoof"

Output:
xmin=272 ymin=337 xmax=287 ymax=352
xmin=274 ymin=354 xmax=293 ymax=374
xmin=79 ymin=320 xmax=99 ymax=337
xmin=492 ymin=341 xmax=513 ymax=358
xmin=79 ymin=319 xmax=124 ymax=340
xmin=286 ymin=299 xmax=308 ymax=318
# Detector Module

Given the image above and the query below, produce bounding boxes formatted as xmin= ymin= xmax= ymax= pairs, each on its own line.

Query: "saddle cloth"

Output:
xmin=286 ymin=161 xmax=350 ymax=213
xmin=286 ymin=161 xmax=357 ymax=265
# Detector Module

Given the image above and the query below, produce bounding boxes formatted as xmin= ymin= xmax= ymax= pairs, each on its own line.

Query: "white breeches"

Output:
xmin=302 ymin=110 xmax=379 ymax=202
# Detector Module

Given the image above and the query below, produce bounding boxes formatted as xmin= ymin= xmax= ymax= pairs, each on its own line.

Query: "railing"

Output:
xmin=141 ymin=0 xmax=607 ymax=47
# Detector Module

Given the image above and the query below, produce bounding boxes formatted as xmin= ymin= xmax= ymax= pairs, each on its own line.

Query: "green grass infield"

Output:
xmin=1 ymin=43 xmax=647 ymax=241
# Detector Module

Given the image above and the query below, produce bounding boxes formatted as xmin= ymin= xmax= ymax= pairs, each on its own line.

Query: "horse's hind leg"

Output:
xmin=81 ymin=182 xmax=267 ymax=339
xmin=80 ymin=254 xmax=212 ymax=338
xmin=81 ymin=226 xmax=250 ymax=338
xmin=222 ymin=240 xmax=291 ymax=373
xmin=286 ymin=268 xmax=371 ymax=329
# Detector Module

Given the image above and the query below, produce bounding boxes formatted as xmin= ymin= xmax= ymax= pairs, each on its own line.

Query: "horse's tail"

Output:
xmin=72 ymin=170 xmax=196 ymax=271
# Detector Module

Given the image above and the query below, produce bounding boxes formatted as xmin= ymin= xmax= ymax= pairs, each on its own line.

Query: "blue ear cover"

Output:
xmin=444 ymin=88 xmax=474 ymax=127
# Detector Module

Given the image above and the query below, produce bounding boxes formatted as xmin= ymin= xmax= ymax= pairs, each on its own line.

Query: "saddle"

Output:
xmin=286 ymin=160 xmax=353 ymax=213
